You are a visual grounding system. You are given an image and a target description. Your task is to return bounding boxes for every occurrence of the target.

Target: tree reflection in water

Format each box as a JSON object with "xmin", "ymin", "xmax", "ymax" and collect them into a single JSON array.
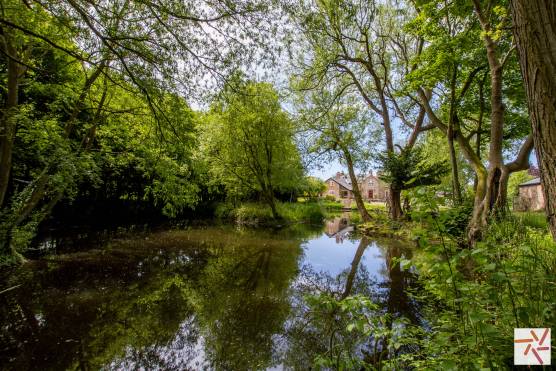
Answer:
[
  {"xmin": 0, "ymin": 224, "xmax": 419, "ymax": 370},
  {"xmin": 281, "ymin": 236, "xmax": 420, "ymax": 369}
]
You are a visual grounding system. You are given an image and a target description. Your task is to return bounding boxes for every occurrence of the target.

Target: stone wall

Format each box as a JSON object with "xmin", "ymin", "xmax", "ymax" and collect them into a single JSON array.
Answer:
[{"xmin": 515, "ymin": 184, "xmax": 545, "ymax": 211}]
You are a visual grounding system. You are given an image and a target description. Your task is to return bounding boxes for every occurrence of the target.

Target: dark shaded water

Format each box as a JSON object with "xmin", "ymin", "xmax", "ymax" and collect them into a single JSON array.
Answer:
[{"xmin": 0, "ymin": 214, "xmax": 419, "ymax": 370}]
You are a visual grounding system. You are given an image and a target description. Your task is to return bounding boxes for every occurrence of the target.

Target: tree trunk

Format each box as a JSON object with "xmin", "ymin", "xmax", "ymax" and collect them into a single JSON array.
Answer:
[
  {"xmin": 344, "ymin": 150, "xmax": 371, "ymax": 222},
  {"xmin": 390, "ymin": 188, "xmax": 403, "ymax": 221},
  {"xmin": 268, "ymin": 194, "xmax": 279, "ymax": 220},
  {"xmin": 473, "ymin": 72, "xmax": 487, "ymax": 192},
  {"xmin": 468, "ymin": 4, "xmax": 508, "ymax": 242},
  {"xmin": 447, "ymin": 123, "xmax": 462, "ymax": 205},
  {"xmin": 262, "ymin": 186, "xmax": 279, "ymax": 220},
  {"xmin": 448, "ymin": 65, "xmax": 462, "ymax": 205},
  {"xmin": 0, "ymin": 40, "xmax": 22, "ymax": 207},
  {"xmin": 511, "ymin": 0, "xmax": 556, "ymax": 240},
  {"xmin": 341, "ymin": 237, "xmax": 369, "ymax": 300}
]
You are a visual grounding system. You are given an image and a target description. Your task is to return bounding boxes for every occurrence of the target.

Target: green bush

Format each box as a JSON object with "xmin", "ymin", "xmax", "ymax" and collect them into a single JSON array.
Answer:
[
  {"xmin": 408, "ymin": 215, "xmax": 556, "ymax": 368},
  {"xmin": 214, "ymin": 202, "xmax": 235, "ymax": 219},
  {"xmin": 233, "ymin": 203, "xmax": 276, "ymax": 225}
]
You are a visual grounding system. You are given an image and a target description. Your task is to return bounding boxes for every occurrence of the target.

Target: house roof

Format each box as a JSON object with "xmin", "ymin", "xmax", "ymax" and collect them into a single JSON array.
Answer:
[
  {"xmin": 519, "ymin": 177, "xmax": 541, "ymax": 187},
  {"xmin": 336, "ymin": 177, "xmax": 353, "ymax": 191},
  {"xmin": 325, "ymin": 177, "xmax": 353, "ymax": 191}
]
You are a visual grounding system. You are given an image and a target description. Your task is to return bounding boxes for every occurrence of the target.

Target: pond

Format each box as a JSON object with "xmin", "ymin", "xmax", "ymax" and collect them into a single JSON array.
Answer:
[{"xmin": 0, "ymin": 213, "xmax": 420, "ymax": 370}]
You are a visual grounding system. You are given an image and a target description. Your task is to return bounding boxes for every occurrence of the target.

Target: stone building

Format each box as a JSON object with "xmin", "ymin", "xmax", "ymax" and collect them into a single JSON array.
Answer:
[
  {"xmin": 514, "ymin": 177, "xmax": 545, "ymax": 211},
  {"xmin": 323, "ymin": 172, "xmax": 353, "ymax": 200},
  {"xmin": 358, "ymin": 172, "xmax": 390, "ymax": 202},
  {"xmin": 323, "ymin": 171, "xmax": 389, "ymax": 202}
]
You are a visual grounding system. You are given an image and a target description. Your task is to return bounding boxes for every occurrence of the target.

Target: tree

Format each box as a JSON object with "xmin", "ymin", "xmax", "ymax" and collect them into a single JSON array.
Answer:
[
  {"xmin": 375, "ymin": 146, "xmax": 449, "ymax": 219},
  {"xmin": 407, "ymin": 0, "xmax": 533, "ymax": 241},
  {"xmin": 301, "ymin": 176, "xmax": 327, "ymax": 200},
  {"xmin": 0, "ymin": 0, "xmax": 280, "ymax": 259},
  {"xmin": 286, "ymin": 0, "xmax": 434, "ymax": 220},
  {"xmin": 294, "ymin": 85, "xmax": 377, "ymax": 222},
  {"xmin": 510, "ymin": 0, "xmax": 556, "ymax": 240},
  {"xmin": 201, "ymin": 81, "xmax": 303, "ymax": 219}
]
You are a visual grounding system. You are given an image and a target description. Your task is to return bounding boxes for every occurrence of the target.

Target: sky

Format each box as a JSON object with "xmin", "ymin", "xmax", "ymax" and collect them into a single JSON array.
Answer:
[{"xmin": 308, "ymin": 159, "xmax": 344, "ymax": 180}]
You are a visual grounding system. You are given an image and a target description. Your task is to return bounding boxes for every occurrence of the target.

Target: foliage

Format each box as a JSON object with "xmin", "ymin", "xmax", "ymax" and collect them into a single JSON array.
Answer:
[
  {"xmin": 403, "ymin": 187, "xmax": 556, "ymax": 368},
  {"xmin": 514, "ymin": 211, "xmax": 549, "ymax": 230},
  {"xmin": 310, "ymin": 189, "xmax": 555, "ymax": 369},
  {"xmin": 376, "ymin": 146, "xmax": 450, "ymax": 192},
  {"xmin": 297, "ymin": 293, "xmax": 421, "ymax": 370},
  {"xmin": 299, "ymin": 176, "xmax": 326, "ymax": 199},
  {"xmin": 507, "ymin": 170, "xmax": 535, "ymax": 206},
  {"xmin": 200, "ymin": 80, "xmax": 304, "ymax": 216}
]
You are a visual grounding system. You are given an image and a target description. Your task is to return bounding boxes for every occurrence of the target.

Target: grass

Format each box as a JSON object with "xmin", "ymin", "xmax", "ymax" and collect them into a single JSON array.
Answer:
[
  {"xmin": 216, "ymin": 198, "xmax": 387, "ymax": 227},
  {"xmin": 215, "ymin": 201, "xmax": 325, "ymax": 226},
  {"xmin": 514, "ymin": 211, "xmax": 548, "ymax": 230},
  {"xmin": 310, "ymin": 198, "xmax": 387, "ymax": 212}
]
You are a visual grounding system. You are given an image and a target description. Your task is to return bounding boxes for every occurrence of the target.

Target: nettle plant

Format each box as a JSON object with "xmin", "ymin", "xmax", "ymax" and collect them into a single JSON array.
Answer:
[{"xmin": 404, "ymin": 186, "xmax": 556, "ymax": 369}]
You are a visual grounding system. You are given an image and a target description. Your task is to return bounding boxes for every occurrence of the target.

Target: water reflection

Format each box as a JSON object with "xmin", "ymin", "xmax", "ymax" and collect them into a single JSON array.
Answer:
[
  {"xmin": 324, "ymin": 212, "xmax": 354, "ymax": 243},
  {"xmin": 0, "ymin": 219, "xmax": 418, "ymax": 370},
  {"xmin": 281, "ymin": 233, "xmax": 418, "ymax": 368}
]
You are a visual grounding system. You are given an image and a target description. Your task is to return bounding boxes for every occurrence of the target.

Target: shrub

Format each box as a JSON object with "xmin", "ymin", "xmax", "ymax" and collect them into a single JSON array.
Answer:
[
  {"xmin": 214, "ymin": 202, "xmax": 235, "ymax": 219},
  {"xmin": 232, "ymin": 203, "xmax": 275, "ymax": 225},
  {"xmin": 408, "ymin": 213, "xmax": 556, "ymax": 368}
]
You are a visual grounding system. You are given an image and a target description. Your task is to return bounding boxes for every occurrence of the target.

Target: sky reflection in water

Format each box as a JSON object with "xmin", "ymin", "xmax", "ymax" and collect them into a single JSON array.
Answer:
[{"xmin": 0, "ymin": 214, "xmax": 417, "ymax": 370}]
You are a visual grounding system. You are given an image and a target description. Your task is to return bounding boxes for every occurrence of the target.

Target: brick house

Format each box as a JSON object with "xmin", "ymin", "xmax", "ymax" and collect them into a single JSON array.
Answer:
[
  {"xmin": 514, "ymin": 177, "xmax": 545, "ymax": 211},
  {"xmin": 323, "ymin": 171, "xmax": 389, "ymax": 202}
]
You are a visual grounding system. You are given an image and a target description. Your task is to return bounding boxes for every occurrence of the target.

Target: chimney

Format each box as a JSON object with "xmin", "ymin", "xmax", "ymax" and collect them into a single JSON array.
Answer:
[{"xmin": 336, "ymin": 172, "xmax": 343, "ymax": 179}]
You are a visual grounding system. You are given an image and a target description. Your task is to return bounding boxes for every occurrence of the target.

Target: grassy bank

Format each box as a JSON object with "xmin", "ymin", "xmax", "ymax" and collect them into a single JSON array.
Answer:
[
  {"xmin": 215, "ymin": 201, "xmax": 325, "ymax": 226},
  {"xmin": 315, "ymin": 198, "xmax": 387, "ymax": 212}
]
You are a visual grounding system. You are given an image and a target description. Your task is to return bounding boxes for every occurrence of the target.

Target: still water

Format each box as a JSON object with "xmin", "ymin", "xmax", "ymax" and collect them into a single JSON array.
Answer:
[{"xmin": 0, "ymin": 214, "xmax": 419, "ymax": 370}]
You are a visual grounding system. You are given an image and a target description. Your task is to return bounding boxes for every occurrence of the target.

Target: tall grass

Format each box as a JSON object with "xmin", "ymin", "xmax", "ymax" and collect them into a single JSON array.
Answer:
[
  {"xmin": 215, "ymin": 201, "xmax": 325, "ymax": 226},
  {"xmin": 318, "ymin": 199, "xmax": 387, "ymax": 212},
  {"xmin": 514, "ymin": 211, "xmax": 548, "ymax": 230}
]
